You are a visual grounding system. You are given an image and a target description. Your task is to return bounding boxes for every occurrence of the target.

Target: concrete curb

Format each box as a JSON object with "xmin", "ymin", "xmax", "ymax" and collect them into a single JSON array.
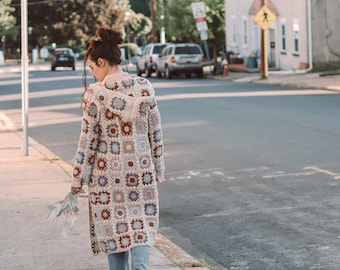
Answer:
[
  {"xmin": 208, "ymin": 72, "xmax": 340, "ymax": 93},
  {"xmin": 156, "ymin": 234, "xmax": 210, "ymax": 270}
]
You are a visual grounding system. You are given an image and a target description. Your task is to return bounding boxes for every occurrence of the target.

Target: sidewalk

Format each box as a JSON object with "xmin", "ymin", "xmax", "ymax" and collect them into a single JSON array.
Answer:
[
  {"xmin": 0, "ymin": 128, "xmax": 209, "ymax": 270},
  {"xmin": 210, "ymin": 69, "xmax": 340, "ymax": 92}
]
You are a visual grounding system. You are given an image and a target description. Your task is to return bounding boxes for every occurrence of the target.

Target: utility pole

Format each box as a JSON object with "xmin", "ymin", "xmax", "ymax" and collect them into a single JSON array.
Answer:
[
  {"xmin": 150, "ymin": 0, "xmax": 157, "ymax": 42},
  {"xmin": 260, "ymin": 0, "xmax": 268, "ymax": 79},
  {"xmin": 252, "ymin": 0, "xmax": 277, "ymax": 79},
  {"xmin": 261, "ymin": 0, "xmax": 268, "ymax": 79}
]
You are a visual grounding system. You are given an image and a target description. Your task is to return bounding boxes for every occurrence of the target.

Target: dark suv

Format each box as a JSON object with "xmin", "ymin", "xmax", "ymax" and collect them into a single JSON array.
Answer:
[
  {"xmin": 136, "ymin": 43, "xmax": 167, "ymax": 77},
  {"xmin": 155, "ymin": 43, "xmax": 205, "ymax": 79},
  {"xmin": 51, "ymin": 48, "xmax": 75, "ymax": 71}
]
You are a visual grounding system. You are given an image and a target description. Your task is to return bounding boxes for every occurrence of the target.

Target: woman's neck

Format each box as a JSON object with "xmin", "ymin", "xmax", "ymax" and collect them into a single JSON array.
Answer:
[{"xmin": 106, "ymin": 64, "xmax": 123, "ymax": 75}]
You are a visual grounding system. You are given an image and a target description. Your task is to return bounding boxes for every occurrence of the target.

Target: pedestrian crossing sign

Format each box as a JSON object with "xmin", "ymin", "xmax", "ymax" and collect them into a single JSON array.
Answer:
[{"xmin": 253, "ymin": 5, "xmax": 277, "ymax": 30}]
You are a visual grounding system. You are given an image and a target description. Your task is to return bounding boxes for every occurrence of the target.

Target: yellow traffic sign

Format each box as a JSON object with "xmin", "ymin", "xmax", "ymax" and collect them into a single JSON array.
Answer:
[{"xmin": 253, "ymin": 5, "xmax": 277, "ymax": 30}]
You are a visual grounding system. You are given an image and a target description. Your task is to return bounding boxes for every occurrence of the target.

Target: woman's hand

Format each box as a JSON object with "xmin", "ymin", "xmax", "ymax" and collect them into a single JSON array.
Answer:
[{"xmin": 71, "ymin": 186, "xmax": 81, "ymax": 195}]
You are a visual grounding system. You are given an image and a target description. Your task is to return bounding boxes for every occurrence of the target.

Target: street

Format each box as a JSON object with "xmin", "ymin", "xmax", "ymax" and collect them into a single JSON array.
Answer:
[{"xmin": 1, "ymin": 64, "xmax": 340, "ymax": 269}]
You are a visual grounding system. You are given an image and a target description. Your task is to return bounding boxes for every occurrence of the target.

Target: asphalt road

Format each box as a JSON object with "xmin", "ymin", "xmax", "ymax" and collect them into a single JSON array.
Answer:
[{"xmin": 1, "ymin": 67, "xmax": 340, "ymax": 269}]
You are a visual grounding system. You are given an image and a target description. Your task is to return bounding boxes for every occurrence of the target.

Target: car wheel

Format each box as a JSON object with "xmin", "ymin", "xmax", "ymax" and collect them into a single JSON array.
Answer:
[
  {"xmin": 196, "ymin": 68, "xmax": 204, "ymax": 78},
  {"xmin": 146, "ymin": 66, "xmax": 152, "ymax": 77},
  {"xmin": 165, "ymin": 66, "xmax": 172, "ymax": 79},
  {"xmin": 156, "ymin": 67, "xmax": 162, "ymax": 78},
  {"xmin": 136, "ymin": 64, "xmax": 142, "ymax": 76}
]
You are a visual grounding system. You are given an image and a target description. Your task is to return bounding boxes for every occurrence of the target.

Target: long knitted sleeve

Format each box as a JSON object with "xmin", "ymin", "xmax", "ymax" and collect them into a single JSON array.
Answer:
[
  {"xmin": 71, "ymin": 89, "xmax": 100, "ymax": 188},
  {"xmin": 148, "ymin": 97, "xmax": 165, "ymax": 182}
]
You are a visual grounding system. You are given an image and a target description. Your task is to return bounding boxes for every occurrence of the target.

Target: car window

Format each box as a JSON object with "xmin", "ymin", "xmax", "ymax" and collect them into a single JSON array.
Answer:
[
  {"xmin": 55, "ymin": 50, "xmax": 71, "ymax": 55},
  {"xmin": 167, "ymin": 48, "xmax": 171, "ymax": 56},
  {"xmin": 159, "ymin": 48, "xmax": 166, "ymax": 57},
  {"xmin": 162, "ymin": 47, "xmax": 169, "ymax": 56},
  {"xmin": 153, "ymin": 45, "xmax": 167, "ymax": 54},
  {"xmin": 175, "ymin": 46, "xmax": 201, "ymax": 55}
]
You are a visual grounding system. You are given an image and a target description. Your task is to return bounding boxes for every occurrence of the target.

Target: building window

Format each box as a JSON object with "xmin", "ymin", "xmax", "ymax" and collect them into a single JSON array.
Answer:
[
  {"xmin": 242, "ymin": 17, "xmax": 248, "ymax": 46},
  {"xmin": 293, "ymin": 19, "xmax": 299, "ymax": 55},
  {"xmin": 253, "ymin": 25, "xmax": 260, "ymax": 53},
  {"xmin": 281, "ymin": 22, "xmax": 286, "ymax": 53},
  {"xmin": 231, "ymin": 16, "xmax": 237, "ymax": 44}
]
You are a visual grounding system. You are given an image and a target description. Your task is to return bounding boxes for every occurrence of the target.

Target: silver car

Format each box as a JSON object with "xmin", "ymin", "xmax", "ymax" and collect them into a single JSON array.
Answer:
[
  {"xmin": 136, "ymin": 43, "xmax": 167, "ymax": 77},
  {"xmin": 155, "ymin": 43, "xmax": 205, "ymax": 79}
]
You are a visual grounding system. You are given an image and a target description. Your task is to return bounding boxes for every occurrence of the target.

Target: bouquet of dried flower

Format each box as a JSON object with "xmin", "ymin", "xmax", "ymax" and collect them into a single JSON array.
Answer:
[{"xmin": 47, "ymin": 192, "xmax": 79, "ymax": 238}]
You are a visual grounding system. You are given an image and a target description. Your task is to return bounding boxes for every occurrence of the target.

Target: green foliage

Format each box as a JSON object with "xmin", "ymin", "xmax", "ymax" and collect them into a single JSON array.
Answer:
[
  {"xmin": 6, "ymin": 0, "xmax": 225, "ymax": 61},
  {"xmin": 42, "ymin": 0, "xmax": 132, "ymax": 46},
  {"xmin": 161, "ymin": 0, "xmax": 225, "ymax": 60},
  {"xmin": 129, "ymin": 0, "xmax": 150, "ymax": 16},
  {"xmin": 0, "ymin": 0, "xmax": 18, "ymax": 39},
  {"xmin": 163, "ymin": 0, "xmax": 198, "ymax": 43},
  {"xmin": 8, "ymin": 0, "xmax": 151, "ymax": 49},
  {"xmin": 129, "ymin": 13, "xmax": 152, "ymax": 37}
]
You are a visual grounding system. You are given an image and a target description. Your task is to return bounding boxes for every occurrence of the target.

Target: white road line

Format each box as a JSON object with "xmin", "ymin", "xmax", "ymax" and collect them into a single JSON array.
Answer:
[
  {"xmin": 263, "ymin": 166, "xmax": 340, "ymax": 180},
  {"xmin": 157, "ymin": 89, "xmax": 338, "ymax": 101}
]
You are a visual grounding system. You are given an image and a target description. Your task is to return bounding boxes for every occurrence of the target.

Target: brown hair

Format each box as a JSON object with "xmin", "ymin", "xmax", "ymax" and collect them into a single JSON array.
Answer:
[{"xmin": 82, "ymin": 27, "xmax": 123, "ymax": 89}]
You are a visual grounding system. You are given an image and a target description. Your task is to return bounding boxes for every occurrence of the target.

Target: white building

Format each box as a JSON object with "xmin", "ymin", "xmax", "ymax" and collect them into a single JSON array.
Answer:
[{"xmin": 225, "ymin": 0, "xmax": 340, "ymax": 71}]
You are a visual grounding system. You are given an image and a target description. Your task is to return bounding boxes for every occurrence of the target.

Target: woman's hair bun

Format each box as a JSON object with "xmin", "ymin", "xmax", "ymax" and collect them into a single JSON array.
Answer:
[{"xmin": 96, "ymin": 27, "xmax": 123, "ymax": 45}]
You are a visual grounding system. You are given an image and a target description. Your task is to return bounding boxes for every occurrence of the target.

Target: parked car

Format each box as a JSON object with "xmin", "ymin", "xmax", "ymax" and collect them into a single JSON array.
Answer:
[
  {"xmin": 136, "ymin": 43, "xmax": 167, "ymax": 77},
  {"xmin": 51, "ymin": 48, "xmax": 75, "ymax": 71},
  {"xmin": 155, "ymin": 43, "xmax": 205, "ymax": 79}
]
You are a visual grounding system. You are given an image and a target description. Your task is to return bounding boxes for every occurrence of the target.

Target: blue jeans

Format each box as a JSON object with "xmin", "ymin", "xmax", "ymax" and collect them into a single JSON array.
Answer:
[{"xmin": 108, "ymin": 246, "xmax": 150, "ymax": 270}]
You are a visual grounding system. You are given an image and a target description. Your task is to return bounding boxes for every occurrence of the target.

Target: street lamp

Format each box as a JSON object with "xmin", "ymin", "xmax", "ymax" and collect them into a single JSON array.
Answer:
[{"xmin": 124, "ymin": 11, "xmax": 131, "ymax": 64}]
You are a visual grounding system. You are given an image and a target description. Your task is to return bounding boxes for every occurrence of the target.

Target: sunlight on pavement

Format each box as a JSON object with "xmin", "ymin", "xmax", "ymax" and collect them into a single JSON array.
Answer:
[{"xmin": 0, "ymin": 81, "xmax": 337, "ymax": 130}]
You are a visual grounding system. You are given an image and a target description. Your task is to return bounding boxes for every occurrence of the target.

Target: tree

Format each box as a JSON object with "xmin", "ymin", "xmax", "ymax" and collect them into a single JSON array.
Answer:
[
  {"xmin": 130, "ymin": 0, "xmax": 167, "ymax": 43},
  {"xmin": 8, "ymin": 0, "xmax": 156, "ymax": 49},
  {"xmin": 0, "ymin": 0, "xmax": 18, "ymax": 56},
  {"xmin": 162, "ymin": 0, "xmax": 225, "ymax": 60},
  {"xmin": 129, "ymin": 0, "xmax": 150, "ymax": 16},
  {"xmin": 42, "ymin": 0, "xmax": 132, "ymax": 47},
  {"xmin": 129, "ymin": 12, "xmax": 152, "ymax": 45},
  {"xmin": 9, "ymin": 0, "xmax": 132, "ymax": 49},
  {"xmin": 0, "ymin": 0, "xmax": 17, "ymax": 37},
  {"xmin": 205, "ymin": 0, "xmax": 226, "ymax": 59}
]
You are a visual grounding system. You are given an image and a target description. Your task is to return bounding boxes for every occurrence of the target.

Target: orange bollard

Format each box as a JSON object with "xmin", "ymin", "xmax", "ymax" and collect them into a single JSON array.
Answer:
[
  {"xmin": 223, "ymin": 65, "xmax": 229, "ymax": 76},
  {"xmin": 222, "ymin": 59, "xmax": 229, "ymax": 77}
]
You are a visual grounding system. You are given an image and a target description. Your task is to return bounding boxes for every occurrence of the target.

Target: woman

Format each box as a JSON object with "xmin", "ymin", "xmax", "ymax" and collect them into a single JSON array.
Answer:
[{"xmin": 70, "ymin": 27, "xmax": 165, "ymax": 270}]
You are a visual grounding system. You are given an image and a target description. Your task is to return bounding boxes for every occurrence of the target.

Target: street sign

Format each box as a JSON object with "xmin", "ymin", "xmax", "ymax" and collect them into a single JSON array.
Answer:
[
  {"xmin": 200, "ymin": 30, "xmax": 208, "ymax": 41},
  {"xmin": 191, "ymin": 2, "xmax": 206, "ymax": 18},
  {"xmin": 253, "ymin": 5, "xmax": 277, "ymax": 30},
  {"xmin": 191, "ymin": 2, "xmax": 210, "ymax": 60},
  {"xmin": 191, "ymin": 2, "xmax": 208, "ymax": 31}
]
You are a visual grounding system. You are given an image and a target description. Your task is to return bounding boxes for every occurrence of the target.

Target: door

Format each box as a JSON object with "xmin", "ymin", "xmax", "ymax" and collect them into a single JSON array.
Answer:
[{"xmin": 269, "ymin": 28, "xmax": 276, "ymax": 68}]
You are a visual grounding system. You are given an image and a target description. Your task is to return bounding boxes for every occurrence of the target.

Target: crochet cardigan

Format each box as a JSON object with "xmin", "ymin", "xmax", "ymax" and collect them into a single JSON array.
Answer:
[{"xmin": 71, "ymin": 74, "xmax": 165, "ymax": 255}]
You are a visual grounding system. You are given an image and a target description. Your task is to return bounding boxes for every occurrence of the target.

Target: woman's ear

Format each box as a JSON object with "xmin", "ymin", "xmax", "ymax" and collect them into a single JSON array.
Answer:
[{"xmin": 97, "ymin": 57, "xmax": 105, "ymax": 67}]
